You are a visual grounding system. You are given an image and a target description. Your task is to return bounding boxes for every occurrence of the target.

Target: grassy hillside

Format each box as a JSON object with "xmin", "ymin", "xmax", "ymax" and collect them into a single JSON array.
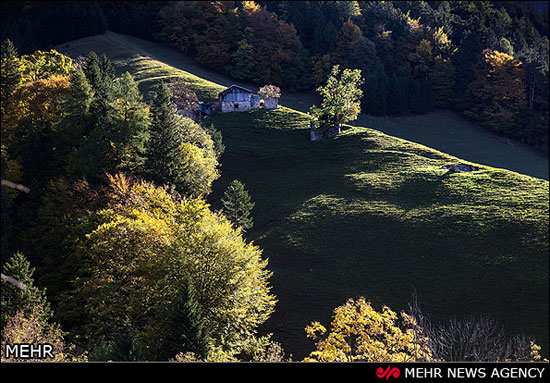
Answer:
[
  {"xmin": 206, "ymin": 108, "xmax": 548, "ymax": 359},
  {"xmin": 56, "ymin": 32, "xmax": 549, "ymax": 359},
  {"xmin": 356, "ymin": 111, "xmax": 549, "ymax": 181}
]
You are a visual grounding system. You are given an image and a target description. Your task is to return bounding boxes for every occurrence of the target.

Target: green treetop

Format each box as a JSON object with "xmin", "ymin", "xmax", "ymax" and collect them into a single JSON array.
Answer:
[
  {"xmin": 221, "ymin": 179, "xmax": 255, "ymax": 233},
  {"xmin": 310, "ymin": 65, "xmax": 364, "ymax": 128}
]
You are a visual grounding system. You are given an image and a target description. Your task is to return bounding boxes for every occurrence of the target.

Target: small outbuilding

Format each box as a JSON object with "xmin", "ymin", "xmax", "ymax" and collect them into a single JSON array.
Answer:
[{"xmin": 258, "ymin": 84, "xmax": 281, "ymax": 110}]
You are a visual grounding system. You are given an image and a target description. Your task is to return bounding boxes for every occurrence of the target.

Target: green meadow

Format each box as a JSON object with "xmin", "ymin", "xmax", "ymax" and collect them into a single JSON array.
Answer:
[{"xmin": 206, "ymin": 108, "xmax": 548, "ymax": 358}]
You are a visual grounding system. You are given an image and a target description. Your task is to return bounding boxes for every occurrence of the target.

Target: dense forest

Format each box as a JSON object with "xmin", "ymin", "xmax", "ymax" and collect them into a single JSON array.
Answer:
[
  {"xmin": 2, "ymin": 1, "xmax": 549, "ymax": 152},
  {"xmin": 0, "ymin": 1, "xmax": 548, "ymax": 363}
]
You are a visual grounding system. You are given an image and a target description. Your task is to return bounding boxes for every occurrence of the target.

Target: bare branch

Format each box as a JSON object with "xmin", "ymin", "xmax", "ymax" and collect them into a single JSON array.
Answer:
[
  {"xmin": 1, "ymin": 179, "xmax": 30, "ymax": 193},
  {"xmin": 1, "ymin": 273, "xmax": 27, "ymax": 290}
]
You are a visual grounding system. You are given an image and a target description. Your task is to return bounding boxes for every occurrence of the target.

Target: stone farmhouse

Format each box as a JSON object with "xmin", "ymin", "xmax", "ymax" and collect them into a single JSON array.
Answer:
[
  {"xmin": 176, "ymin": 84, "xmax": 279, "ymax": 122},
  {"xmin": 216, "ymin": 84, "xmax": 279, "ymax": 113},
  {"xmin": 218, "ymin": 85, "xmax": 260, "ymax": 113}
]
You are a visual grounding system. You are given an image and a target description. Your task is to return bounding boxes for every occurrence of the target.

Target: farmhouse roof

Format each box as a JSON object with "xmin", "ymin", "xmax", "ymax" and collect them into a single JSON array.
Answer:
[{"xmin": 218, "ymin": 84, "xmax": 253, "ymax": 97}]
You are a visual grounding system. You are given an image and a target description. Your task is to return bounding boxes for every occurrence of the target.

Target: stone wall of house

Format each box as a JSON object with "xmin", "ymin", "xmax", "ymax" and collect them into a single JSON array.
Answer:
[
  {"xmin": 216, "ymin": 88, "xmax": 278, "ymax": 113},
  {"xmin": 221, "ymin": 100, "xmax": 254, "ymax": 113},
  {"xmin": 264, "ymin": 97, "xmax": 278, "ymax": 110},
  {"xmin": 251, "ymin": 95, "xmax": 260, "ymax": 109},
  {"xmin": 220, "ymin": 95, "xmax": 262, "ymax": 113}
]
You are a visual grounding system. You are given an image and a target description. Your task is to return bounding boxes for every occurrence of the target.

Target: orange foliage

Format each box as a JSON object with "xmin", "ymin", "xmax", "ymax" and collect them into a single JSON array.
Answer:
[{"xmin": 464, "ymin": 49, "xmax": 526, "ymax": 135}]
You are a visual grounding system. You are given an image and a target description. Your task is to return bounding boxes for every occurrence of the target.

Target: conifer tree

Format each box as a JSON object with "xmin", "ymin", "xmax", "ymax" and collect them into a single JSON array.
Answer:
[
  {"xmin": 221, "ymin": 179, "xmax": 255, "ymax": 233},
  {"xmin": 1, "ymin": 252, "xmax": 52, "ymax": 331},
  {"xmin": 59, "ymin": 68, "xmax": 94, "ymax": 153},
  {"xmin": 108, "ymin": 322, "xmax": 144, "ymax": 361},
  {"xmin": 407, "ymin": 77, "xmax": 424, "ymax": 114},
  {"xmin": 84, "ymin": 52, "xmax": 115, "ymax": 126},
  {"xmin": 388, "ymin": 75, "xmax": 409, "ymax": 115},
  {"xmin": 364, "ymin": 71, "xmax": 390, "ymax": 116},
  {"xmin": 0, "ymin": 39, "xmax": 21, "ymax": 108},
  {"xmin": 99, "ymin": 53, "xmax": 115, "ymax": 82},
  {"xmin": 68, "ymin": 68, "xmax": 149, "ymax": 181},
  {"xmin": 227, "ymin": 37, "xmax": 257, "ymax": 81},
  {"xmin": 108, "ymin": 72, "xmax": 150, "ymax": 173},
  {"xmin": 203, "ymin": 122, "xmax": 225, "ymax": 159},
  {"xmin": 160, "ymin": 277, "xmax": 209, "ymax": 361},
  {"xmin": 143, "ymin": 82, "xmax": 184, "ymax": 188},
  {"xmin": 375, "ymin": 71, "xmax": 390, "ymax": 116},
  {"xmin": 430, "ymin": 57, "xmax": 456, "ymax": 108},
  {"xmin": 64, "ymin": 68, "xmax": 94, "ymax": 119},
  {"xmin": 82, "ymin": 52, "xmax": 103, "ymax": 91}
]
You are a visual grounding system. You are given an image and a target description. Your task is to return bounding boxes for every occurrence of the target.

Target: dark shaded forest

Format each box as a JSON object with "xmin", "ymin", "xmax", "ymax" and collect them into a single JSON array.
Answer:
[{"xmin": 2, "ymin": 1, "xmax": 549, "ymax": 152}]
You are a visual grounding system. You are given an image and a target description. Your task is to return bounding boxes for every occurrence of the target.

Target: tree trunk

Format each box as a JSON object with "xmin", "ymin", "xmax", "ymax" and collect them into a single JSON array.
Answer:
[
  {"xmin": 1, "ymin": 273, "xmax": 27, "ymax": 290},
  {"xmin": 1, "ymin": 179, "xmax": 30, "ymax": 193}
]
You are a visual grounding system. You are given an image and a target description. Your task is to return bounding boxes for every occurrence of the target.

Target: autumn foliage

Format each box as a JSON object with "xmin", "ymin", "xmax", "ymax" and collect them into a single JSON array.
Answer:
[
  {"xmin": 1, "ymin": 307, "xmax": 87, "ymax": 362},
  {"xmin": 304, "ymin": 297, "xmax": 432, "ymax": 362},
  {"xmin": 464, "ymin": 49, "xmax": 527, "ymax": 137}
]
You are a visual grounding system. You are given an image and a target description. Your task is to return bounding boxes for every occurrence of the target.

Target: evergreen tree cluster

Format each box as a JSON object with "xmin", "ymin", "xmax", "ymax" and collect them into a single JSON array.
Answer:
[
  {"xmin": 363, "ymin": 71, "xmax": 433, "ymax": 116},
  {"xmin": 1, "ymin": 1, "xmax": 107, "ymax": 54}
]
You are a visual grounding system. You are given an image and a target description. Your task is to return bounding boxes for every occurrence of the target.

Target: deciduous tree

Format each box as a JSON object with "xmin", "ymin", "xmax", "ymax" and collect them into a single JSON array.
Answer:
[
  {"xmin": 19, "ymin": 50, "xmax": 73, "ymax": 83},
  {"xmin": 310, "ymin": 65, "xmax": 364, "ymax": 128},
  {"xmin": 57, "ymin": 174, "xmax": 275, "ymax": 359},
  {"xmin": 304, "ymin": 297, "xmax": 432, "ymax": 362},
  {"xmin": 464, "ymin": 49, "xmax": 527, "ymax": 137}
]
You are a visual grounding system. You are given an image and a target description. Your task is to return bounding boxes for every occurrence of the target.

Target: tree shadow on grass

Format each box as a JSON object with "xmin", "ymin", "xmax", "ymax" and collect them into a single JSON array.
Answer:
[{"xmin": 388, "ymin": 170, "xmax": 458, "ymax": 211}]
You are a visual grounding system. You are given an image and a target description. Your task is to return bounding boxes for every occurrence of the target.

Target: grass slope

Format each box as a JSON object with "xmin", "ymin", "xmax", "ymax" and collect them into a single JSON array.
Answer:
[
  {"xmin": 206, "ymin": 109, "xmax": 548, "ymax": 359},
  {"xmin": 355, "ymin": 111, "xmax": 549, "ymax": 181},
  {"xmin": 57, "ymin": 32, "xmax": 549, "ymax": 359}
]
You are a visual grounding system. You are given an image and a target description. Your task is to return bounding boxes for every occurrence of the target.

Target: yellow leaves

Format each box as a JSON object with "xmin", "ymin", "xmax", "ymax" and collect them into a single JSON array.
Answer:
[
  {"xmin": 305, "ymin": 321, "xmax": 327, "ymax": 340},
  {"xmin": 242, "ymin": 1, "xmax": 261, "ymax": 15},
  {"xmin": 3, "ymin": 74, "xmax": 70, "ymax": 126},
  {"xmin": 432, "ymin": 27, "xmax": 457, "ymax": 58},
  {"xmin": 71, "ymin": 173, "xmax": 276, "ymax": 354},
  {"xmin": 528, "ymin": 341, "xmax": 548, "ymax": 362},
  {"xmin": 20, "ymin": 49, "xmax": 73, "ymax": 83},
  {"xmin": 304, "ymin": 297, "xmax": 433, "ymax": 362},
  {"xmin": 1, "ymin": 306, "xmax": 87, "ymax": 362},
  {"xmin": 178, "ymin": 140, "xmax": 220, "ymax": 197},
  {"xmin": 466, "ymin": 48, "xmax": 527, "ymax": 134},
  {"xmin": 406, "ymin": 16, "xmax": 423, "ymax": 34}
]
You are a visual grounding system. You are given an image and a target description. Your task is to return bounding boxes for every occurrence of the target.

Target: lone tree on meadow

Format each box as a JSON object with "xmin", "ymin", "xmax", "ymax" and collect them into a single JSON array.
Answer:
[
  {"xmin": 221, "ymin": 180, "xmax": 255, "ymax": 233},
  {"xmin": 310, "ymin": 65, "xmax": 364, "ymax": 132}
]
